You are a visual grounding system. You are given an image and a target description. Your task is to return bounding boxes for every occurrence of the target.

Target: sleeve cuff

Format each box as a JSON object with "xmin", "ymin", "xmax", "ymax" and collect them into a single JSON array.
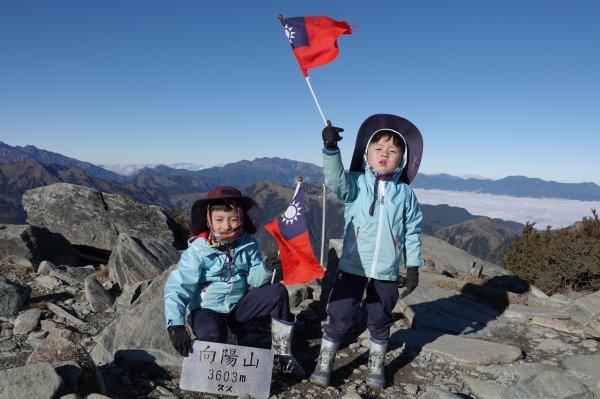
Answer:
[{"xmin": 322, "ymin": 147, "xmax": 340, "ymax": 155}]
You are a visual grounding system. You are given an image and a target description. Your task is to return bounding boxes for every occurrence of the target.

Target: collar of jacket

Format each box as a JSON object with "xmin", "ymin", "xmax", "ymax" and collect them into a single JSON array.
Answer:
[{"xmin": 189, "ymin": 232, "xmax": 253, "ymax": 256}]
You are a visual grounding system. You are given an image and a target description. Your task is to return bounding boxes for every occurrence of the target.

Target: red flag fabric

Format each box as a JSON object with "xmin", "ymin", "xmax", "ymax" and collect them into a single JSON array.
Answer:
[
  {"xmin": 264, "ymin": 181, "xmax": 324, "ymax": 285},
  {"xmin": 280, "ymin": 15, "xmax": 352, "ymax": 77}
]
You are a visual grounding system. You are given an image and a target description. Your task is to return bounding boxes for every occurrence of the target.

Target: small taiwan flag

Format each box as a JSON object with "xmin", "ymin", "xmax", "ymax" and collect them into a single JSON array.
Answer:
[
  {"xmin": 280, "ymin": 15, "xmax": 352, "ymax": 77},
  {"xmin": 264, "ymin": 180, "xmax": 324, "ymax": 285}
]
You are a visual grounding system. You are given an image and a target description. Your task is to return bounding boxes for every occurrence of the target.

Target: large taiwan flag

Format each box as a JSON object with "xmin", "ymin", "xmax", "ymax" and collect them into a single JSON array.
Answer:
[
  {"xmin": 264, "ymin": 180, "xmax": 324, "ymax": 285},
  {"xmin": 279, "ymin": 15, "xmax": 352, "ymax": 77}
]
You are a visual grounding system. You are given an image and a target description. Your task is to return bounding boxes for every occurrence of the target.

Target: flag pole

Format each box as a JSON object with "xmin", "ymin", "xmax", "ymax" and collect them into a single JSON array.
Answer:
[
  {"xmin": 320, "ymin": 183, "xmax": 326, "ymax": 266},
  {"xmin": 304, "ymin": 77, "xmax": 328, "ymax": 126}
]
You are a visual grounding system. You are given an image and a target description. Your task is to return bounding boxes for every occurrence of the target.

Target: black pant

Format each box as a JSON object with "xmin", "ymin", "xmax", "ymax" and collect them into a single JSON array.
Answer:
[
  {"xmin": 189, "ymin": 282, "xmax": 292, "ymax": 343},
  {"xmin": 323, "ymin": 271, "xmax": 399, "ymax": 341}
]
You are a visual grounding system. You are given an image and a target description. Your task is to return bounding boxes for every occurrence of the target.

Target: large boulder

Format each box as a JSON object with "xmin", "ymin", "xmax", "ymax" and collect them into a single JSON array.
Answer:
[
  {"xmin": 107, "ymin": 233, "xmax": 181, "ymax": 289},
  {"xmin": 0, "ymin": 362, "xmax": 63, "ymax": 399},
  {"xmin": 91, "ymin": 265, "xmax": 180, "ymax": 367},
  {"xmin": 0, "ymin": 224, "xmax": 78, "ymax": 267},
  {"xmin": 22, "ymin": 183, "xmax": 188, "ymax": 252}
]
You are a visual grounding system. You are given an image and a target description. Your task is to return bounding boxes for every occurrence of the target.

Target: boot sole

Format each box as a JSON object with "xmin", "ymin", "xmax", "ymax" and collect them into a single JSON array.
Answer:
[
  {"xmin": 365, "ymin": 377, "xmax": 385, "ymax": 388},
  {"xmin": 309, "ymin": 374, "xmax": 330, "ymax": 386}
]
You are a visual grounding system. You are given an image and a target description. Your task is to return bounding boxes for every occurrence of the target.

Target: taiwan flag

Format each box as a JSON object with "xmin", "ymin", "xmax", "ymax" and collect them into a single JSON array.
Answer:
[
  {"xmin": 264, "ymin": 180, "xmax": 324, "ymax": 285},
  {"xmin": 280, "ymin": 15, "xmax": 352, "ymax": 77}
]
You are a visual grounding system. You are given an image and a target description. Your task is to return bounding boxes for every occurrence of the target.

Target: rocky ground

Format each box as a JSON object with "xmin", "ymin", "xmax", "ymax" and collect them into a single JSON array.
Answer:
[
  {"xmin": 1, "ymin": 184, "xmax": 599, "ymax": 399},
  {"xmin": 2, "ymin": 236, "xmax": 600, "ymax": 399}
]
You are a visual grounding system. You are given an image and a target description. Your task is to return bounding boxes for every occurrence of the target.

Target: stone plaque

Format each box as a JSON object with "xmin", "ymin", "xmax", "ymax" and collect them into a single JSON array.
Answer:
[{"xmin": 180, "ymin": 340, "xmax": 273, "ymax": 398}]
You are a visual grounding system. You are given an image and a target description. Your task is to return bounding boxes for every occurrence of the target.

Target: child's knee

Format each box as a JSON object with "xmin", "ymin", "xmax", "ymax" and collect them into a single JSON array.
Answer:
[{"xmin": 195, "ymin": 323, "xmax": 227, "ymax": 343}]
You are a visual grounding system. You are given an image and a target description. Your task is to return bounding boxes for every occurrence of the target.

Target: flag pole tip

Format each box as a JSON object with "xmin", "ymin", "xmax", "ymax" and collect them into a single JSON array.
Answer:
[
  {"xmin": 297, "ymin": 176, "xmax": 304, "ymax": 182},
  {"xmin": 278, "ymin": 15, "xmax": 284, "ymax": 20}
]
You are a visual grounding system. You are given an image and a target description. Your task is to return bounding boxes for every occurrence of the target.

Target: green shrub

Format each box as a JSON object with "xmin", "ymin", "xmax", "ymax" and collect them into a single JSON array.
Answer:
[{"xmin": 504, "ymin": 210, "xmax": 600, "ymax": 294}]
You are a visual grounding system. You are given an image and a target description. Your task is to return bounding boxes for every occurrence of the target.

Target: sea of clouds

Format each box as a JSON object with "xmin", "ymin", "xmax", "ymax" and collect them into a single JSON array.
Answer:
[{"xmin": 414, "ymin": 189, "xmax": 600, "ymax": 229}]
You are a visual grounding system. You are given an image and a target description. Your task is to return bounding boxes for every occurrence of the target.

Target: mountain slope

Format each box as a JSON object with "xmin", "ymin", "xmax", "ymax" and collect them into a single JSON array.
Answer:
[{"xmin": 0, "ymin": 141, "xmax": 126, "ymax": 182}]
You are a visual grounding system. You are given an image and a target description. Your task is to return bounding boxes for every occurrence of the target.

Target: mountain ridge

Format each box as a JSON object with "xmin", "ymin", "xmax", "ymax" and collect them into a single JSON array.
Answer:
[{"xmin": 2, "ymin": 141, "xmax": 599, "ymax": 200}]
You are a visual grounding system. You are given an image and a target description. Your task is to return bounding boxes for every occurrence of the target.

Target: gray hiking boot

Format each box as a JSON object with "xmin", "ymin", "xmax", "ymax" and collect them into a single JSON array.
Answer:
[
  {"xmin": 309, "ymin": 335, "xmax": 340, "ymax": 386},
  {"xmin": 271, "ymin": 318, "xmax": 305, "ymax": 380},
  {"xmin": 365, "ymin": 337, "xmax": 388, "ymax": 388}
]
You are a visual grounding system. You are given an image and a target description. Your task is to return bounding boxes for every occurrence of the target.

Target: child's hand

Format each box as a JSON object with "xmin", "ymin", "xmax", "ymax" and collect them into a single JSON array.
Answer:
[
  {"xmin": 265, "ymin": 253, "xmax": 282, "ymax": 271},
  {"xmin": 322, "ymin": 120, "xmax": 344, "ymax": 149},
  {"xmin": 168, "ymin": 326, "xmax": 193, "ymax": 357},
  {"xmin": 405, "ymin": 267, "xmax": 419, "ymax": 295}
]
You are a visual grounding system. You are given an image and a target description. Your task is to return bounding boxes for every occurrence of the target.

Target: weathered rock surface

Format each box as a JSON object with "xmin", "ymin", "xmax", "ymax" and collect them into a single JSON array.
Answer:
[
  {"xmin": 22, "ymin": 183, "xmax": 187, "ymax": 251},
  {"xmin": 107, "ymin": 233, "xmax": 181, "ymax": 288},
  {"xmin": 0, "ymin": 223, "xmax": 78, "ymax": 266},
  {"xmin": 0, "ymin": 362, "xmax": 63, "ymax": 399},
  {"xmin": 0, "ymin": 277, "xmax": 31, "ymax": 317}
]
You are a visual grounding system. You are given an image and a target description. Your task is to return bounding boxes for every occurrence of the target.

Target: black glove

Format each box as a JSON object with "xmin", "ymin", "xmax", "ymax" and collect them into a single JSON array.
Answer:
[
  {"xmin": 265, "ymin": 253, "xmax": 282, "ymax": 271},
  {"xmin": 405, "ymin": 267, "xmax": 419, "ymax": 295},
  {"xmin": 322, "ymin": 120, "xmax": 344, "ymax": 149},
  {"xmin": 168, "ymin": 326, "xmax": 193, "ymax": 357}
]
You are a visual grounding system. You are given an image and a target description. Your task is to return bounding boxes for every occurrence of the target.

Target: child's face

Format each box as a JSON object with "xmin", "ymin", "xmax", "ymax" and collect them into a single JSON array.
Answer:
[
  {"xmin": 210, "ymin": 208, "xmax": 241, "ymax": 234},
  {"xmin": 366, "ymin": 135, "xmax": 403, "ymax": 174}
]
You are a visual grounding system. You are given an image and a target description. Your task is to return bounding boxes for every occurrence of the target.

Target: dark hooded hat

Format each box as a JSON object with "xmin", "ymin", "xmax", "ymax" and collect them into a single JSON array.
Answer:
[
  {"xmin": 191, "ymin": 186, "xmax": 261, "ymax": 235},
  {"xmin": 349, "ymin": 114, "xmax": 423, "ymax": 184}
]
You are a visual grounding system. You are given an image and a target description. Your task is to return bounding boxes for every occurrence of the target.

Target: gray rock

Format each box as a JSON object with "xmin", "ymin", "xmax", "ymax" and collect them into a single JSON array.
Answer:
[
  {"xmin": 107, "ymin": 233, "xmax": 180, "ymax": 289},
  {"xmin": 84, "ymin": 275, "xmax": 114, "ymax": 312},
  {"xmin": 503, "ymin": 370, "xmax": 596, "ymax": 399},
  {"xmin": 114, "ymin": 279, "xmax": 152, "ymax": 314},
  {"xmin": 91, "ymin": 264, "xmax": 180, "ymax": 367},
  {"xmin": 286, "ymin": 284, "xmax": 309, "ymax": 308},
  {"xmin": 51, "ymin": 265, "xmax": 96, "ymax": 286},
  {"xmin": 37, "ymin": 260, "xmax": 59, "ymax": 275},
  {"xmin": 13, "ymin": 308, "xmax": 42, "ymax": 335},
  {"xmin": 27, "ymin": 334, "xmax": 107, "ymax": 396},
  {"xmin": 564, "ymin": 291, "xmax": 600, "ymax": 338},
  {"xmin": 0, "ymin": 224, "xmax": 78, "ymax": 267},
  {"xmin": 562, "ymin": 354, "xmax": 600, "ymax": 396},
  {"xmin": 0, "ymin": 362, "xmax": 64, "ymax": 399},
  {"xmin": 46, "ymin": 302, "xmax": 85, "ymax": 327},
  {"xmin": 420, "ymin": 387, "xmax": 464, "ymax": 398},
  {"xmin": 0, "ymin": 277, "xmax": 31, "ymax": 317},
  {"xmin": 22, "ymin": 183, "xmax": 187, "ymax": 251},
  {"xmin": 462, "ymin": 376, "xmax": 509, "ymax": 399},
  {"xmin": 390, "ymin": 329, "xmax": 522, "ymax": 366}
]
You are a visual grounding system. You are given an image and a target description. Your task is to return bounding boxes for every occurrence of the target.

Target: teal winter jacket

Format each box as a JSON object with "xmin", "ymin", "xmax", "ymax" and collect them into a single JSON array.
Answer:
[
  {"xmin": 164, "ymin": 232, "xmax": 273, "ymax": 328},
  {"xmin": 323, "ymin": 149, "xmax": 425, "ymax": 281}
]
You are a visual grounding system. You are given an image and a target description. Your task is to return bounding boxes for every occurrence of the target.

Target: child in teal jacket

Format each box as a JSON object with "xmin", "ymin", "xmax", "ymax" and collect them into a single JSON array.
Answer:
[{"xmin": 310, "ymin": 114, "xmax": 425, "ymax": 388}]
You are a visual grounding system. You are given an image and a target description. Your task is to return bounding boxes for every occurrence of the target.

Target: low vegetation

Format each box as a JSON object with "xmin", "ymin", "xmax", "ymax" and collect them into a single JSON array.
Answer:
[{"xmin": 504, "ymin": 209, "xmax": 600, "ymax": 294}]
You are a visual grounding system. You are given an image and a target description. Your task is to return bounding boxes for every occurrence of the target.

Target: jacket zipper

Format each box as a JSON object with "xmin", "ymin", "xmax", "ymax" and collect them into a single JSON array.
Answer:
[{"xmin": 370, "ymin": 181, "xmax": 386, "ymax": 277}]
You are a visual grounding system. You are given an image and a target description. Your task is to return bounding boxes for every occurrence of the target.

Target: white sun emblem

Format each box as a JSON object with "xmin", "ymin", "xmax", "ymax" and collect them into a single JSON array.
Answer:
[
  {"xmin": 283, "ymin": 24, "xmax": 296, "ymax": 44},
  {"xmin": 281, "ymin": 201, "xmax": 301, "ymax": 225}
]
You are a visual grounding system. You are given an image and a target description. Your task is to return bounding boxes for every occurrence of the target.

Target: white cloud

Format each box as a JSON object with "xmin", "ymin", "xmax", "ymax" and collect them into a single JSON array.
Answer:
[{"xmin": 414, "ymin": 189, "xmax": 599, "ymax": 229}]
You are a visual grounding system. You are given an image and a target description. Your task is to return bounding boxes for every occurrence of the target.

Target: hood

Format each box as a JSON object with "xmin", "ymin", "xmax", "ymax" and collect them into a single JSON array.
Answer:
[{"xmin": 349, "ymin": 114, "xmax": 423, "ymax": 184}]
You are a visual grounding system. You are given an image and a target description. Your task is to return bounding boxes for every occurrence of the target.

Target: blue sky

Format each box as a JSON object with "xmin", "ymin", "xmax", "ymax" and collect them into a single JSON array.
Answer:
[{"xmin": 1, "ymin": 1, "xmax": 599, "ymax": 185}]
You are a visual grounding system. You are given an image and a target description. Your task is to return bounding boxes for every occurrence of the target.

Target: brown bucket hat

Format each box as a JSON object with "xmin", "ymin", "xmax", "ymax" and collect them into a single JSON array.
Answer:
[{"xmin": 191, "ymin": 186, "xmax": 261, "ymax": 235}]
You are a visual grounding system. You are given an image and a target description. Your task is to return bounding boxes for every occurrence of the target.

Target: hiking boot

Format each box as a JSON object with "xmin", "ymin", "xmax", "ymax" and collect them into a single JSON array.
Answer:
[
  {"xmin": 271, "ymin": 318, "xmax": 305, "ymax": 380},
  {"xmin": 365, "ymin": 337, "xmax": 388, "ymax": 388},
  {"xmin": 309, "ymin": 335, "xmax": 339, "ymax": 386}
]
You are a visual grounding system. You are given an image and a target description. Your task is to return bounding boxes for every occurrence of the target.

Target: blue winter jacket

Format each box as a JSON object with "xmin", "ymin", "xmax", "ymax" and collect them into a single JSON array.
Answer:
[
  {"xmin": 164, "ymin": 232, "xmax": 273, "ymax": 328},
  {"xmin": 323, "ymin": 149, "xmax": 425, "ymax": 281}
]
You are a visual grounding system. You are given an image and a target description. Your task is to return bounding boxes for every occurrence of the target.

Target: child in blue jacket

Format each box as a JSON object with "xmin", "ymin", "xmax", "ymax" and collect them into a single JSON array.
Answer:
[
  {"xmin": 310, "ymin": 114, "xmax": 425, "ymax": 388},
  {"xmin": 164, "ymin": 186, "xmax": 304, "ymax": 379}
]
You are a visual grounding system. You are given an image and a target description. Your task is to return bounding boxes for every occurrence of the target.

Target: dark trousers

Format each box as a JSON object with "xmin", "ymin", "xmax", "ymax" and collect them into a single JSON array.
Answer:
[
  {"xmin": 323, "ymin": 271, "xmax": 399, "ymax": 341},
  {"xmin": 189, "ymin": 282, "xmax": 292, "ymax": 343}
]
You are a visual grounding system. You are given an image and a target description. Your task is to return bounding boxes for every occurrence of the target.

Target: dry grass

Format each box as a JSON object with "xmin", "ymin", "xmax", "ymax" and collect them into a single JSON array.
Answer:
[{"xmin": 0, "ymin": 256, "xmax": 33, "ymax": 278}]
